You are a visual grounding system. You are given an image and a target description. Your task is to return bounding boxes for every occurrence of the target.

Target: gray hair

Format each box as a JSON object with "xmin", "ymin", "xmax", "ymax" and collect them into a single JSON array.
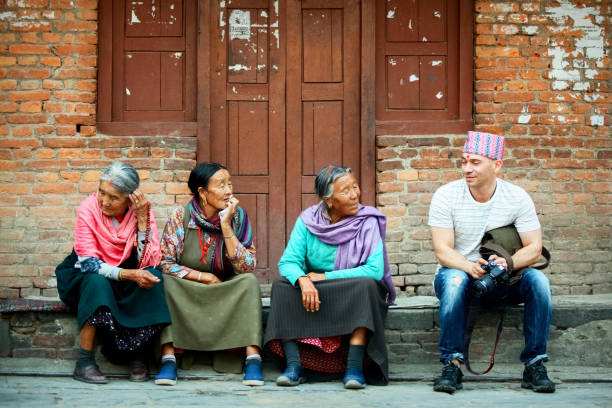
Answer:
[
  {"xmin": 315, "ymin": 165, "xmax": 352, "ymax": 199},
  {"xmin": 100, "ymin": 162, "xmax": 140, "ymax": 196}
]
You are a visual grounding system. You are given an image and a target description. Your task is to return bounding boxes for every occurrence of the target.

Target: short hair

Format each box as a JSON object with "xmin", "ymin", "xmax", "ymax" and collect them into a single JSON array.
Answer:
[
  {"xmin": 314, "ymin": 165, "xmax": 352, "ymax": 199},
  {"xmin": 188, "ymin": 162, "xmax": 227, "ymax": 196},
  {"xmin": 100, "ymin": 162, "xmax": 140, "ymax": 196}
]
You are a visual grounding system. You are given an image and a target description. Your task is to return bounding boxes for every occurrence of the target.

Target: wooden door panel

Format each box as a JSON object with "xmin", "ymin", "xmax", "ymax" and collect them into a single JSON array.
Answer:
[
  {"xmin": 287, "ymin": 0, "xmax": 361, "ymax": 223},
  {"xmin": 125, "ymin": 0, "xmax": 184, "ymax": 37},
  {"xmin": 210, "ymin": 0, "xmax": 284, "ymax": 283},
  {"xmin": 386, "ymin": 56, "xmax": 419, "ymax": 109}
]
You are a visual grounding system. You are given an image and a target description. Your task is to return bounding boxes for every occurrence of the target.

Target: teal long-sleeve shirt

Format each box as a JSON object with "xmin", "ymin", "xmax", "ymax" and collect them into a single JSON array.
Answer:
[{"xmin": 278, "ymin": 217, "xmax": 384, "ymax": 286}]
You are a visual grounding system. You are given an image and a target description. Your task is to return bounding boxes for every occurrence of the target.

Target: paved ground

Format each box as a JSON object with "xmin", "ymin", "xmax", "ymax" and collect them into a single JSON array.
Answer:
[{"xmin": 1, "ymin": 375, "xmax": 611, "ymax": 408}]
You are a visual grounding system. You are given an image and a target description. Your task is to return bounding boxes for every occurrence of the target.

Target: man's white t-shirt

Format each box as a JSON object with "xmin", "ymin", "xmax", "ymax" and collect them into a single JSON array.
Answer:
[{"xmin": 428, "ymin": 178, "xmax": 541, "ymax": 263}]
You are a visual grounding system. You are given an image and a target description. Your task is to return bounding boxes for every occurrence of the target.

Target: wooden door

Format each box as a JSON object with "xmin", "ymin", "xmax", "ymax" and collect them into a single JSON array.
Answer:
[
  {"xmin": 285, "ymin": 0, "xmax": 363, "ymax": 234},
  {"xmin": 209, "ymin": 0, "xmax": 285, "ymax": 283}
]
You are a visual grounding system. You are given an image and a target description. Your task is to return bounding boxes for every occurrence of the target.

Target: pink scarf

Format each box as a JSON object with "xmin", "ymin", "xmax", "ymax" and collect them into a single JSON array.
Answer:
[{"xmin": 73, "ymin": 193, "xmax": 161, "ymax": 268}]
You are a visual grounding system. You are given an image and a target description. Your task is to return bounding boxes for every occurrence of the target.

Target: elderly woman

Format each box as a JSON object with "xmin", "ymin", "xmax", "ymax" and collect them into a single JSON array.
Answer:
[
  {"xmin": 55, "ymin": 162, "xmax": 171, "ymax": 384},
  {"xmin": 264, "ymin": 165, "xmax": 396, "ymax": 389},
  {"xmin": 154, "ymin": 162, "xmax": 262, "ymax": 386}
]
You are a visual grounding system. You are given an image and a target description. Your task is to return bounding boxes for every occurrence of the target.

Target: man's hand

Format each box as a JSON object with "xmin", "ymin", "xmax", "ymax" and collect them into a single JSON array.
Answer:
[{"xmin": 467, "ymin": 259, "xmax": 488, "ymax": 279}]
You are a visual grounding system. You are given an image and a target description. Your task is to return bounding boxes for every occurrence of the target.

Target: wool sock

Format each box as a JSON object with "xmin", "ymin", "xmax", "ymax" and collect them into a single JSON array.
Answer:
[
  {"xmin": 282, "ymin": 340, "xmax": 301, "ymax": 367},
  {"xmin": 76, "ymin": 348, "xmax": 96, "ymax": 369},
  {"xmin": 246, "ymin": 353, "xmax": 262, "ymax": 363},
  {"xmin": 346, "ymin": 344, "xmax": 365, "ymax": 371},
  {"xmin": 161, "ymin": 354, "xmax": 177, "ymax": 365}
]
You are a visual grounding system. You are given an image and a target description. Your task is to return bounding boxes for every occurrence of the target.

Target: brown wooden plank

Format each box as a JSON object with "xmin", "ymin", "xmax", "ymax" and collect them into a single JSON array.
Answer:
[
  {"xmin": 238, "ymin": 102, "xmax": 269, "ymax": 175},
  {"xmin": 343, "ymin": 0, "xmax": 361, "ymax": 182},
  {"xmin": 459, "ymin": 0, "xmax": 474, "ymax": 123},
  {"xmin": 384, "ymin": 42, "xmax": 447, "ymax": 55},
  {"xmin": 112, "ymin": 0, "xmax": 126, "ymax": 121},
  {"xmin": 256, "ymin": 194, "xmax": 268, "ymax": 268},
  {"xmin": 387, "ymin": 55, "xmax": 419, "ymax": 109},
  {"xmin": 375, "ymin": 119, "xmax": 473, "ymax": 134},
  {"xmin": 125, "ymin": 0, "xmax": 161, "ymax": 37},
  {"xmin": 285, "ymin": 0, "xmax": 303, "ymax": 237},
  {"xmin": 256, "ymin": 9, "xmax": 269, "ymax": 84},
  {"xmin": 161, "ymin": 52, "xmax": 184, "ymax": 111},
  {"xmin": 301, "ymin": 176, "xmax": 316, "ymax": 193},
  {"xmin": 385, "ymin": 0, "xmax": 417, "ymax": 42},
  {"xmin": 420, "ymin": 56, "xmax": 446, "ymax": 110},
  {"xmin": 161, "ymin": 0, "xmax": 183, "ymax": 37},
  {"xmin": 301, "ymin": 194, "xmax": 319, "ymax": 211},
  {"xmin": 301, "ymin": 83, "xmax": 343, "ymax": 101},
  {"xmin": 184, "ymin": 0, "xmax": 197, "ymax": 121},
  {"xmin": 446, "ymin": 0, "xmax": 459, "ymax": 120},
  {"xmin": 419, "ymin": 0, "xmax": 445, "ymax": 42},
  {"xmin": 228, "ymin": 0, "xmax": 268, "ymax": 8},
  {"xmin": 228, "ymin": 8, "xmax": 258, "ymax": 83},
  {"xmin": 97, "ymin": 0, "xmax": 113, "ymax": 122},
  {"xmin": 125, "ymin": 52, "xmax": 161, "ymax": 111},
  {"xmin": 123, "ymin": 111, "xmax": 186, "ymax": 121},
  {"xmin": 312, "ymin": 101, "xmax": 342, "ymax": 173},
  {"xmin": 302, "ymin": 0, "xmax": 343, "ymax": 8},
  {"xmin": 231, "ymin": 176, "xmax": 270, "ymax": 193},
  {"xmin": 125, "ymin": 37, "xmax": 186, "ymax": 51},
  {"xmin": 226, "ymin": 84, "xmax": 269, "ymax": 101},
  {"xmin": 97, "ymin": 121, "xmax": 198, "ymax": 136},
  {"xmin": 267, "ymin": 0, "xmax": 287, "ymax": 281},
  {"xmin": 228, "ymin": 102, "xmax": 240, "ymax": 174},
  {"xmin": 302, "ymin": 9, "xmax": 332, "ymax": 83},
  {"xmin": 360, "ymin": 0, "xmax": 376, "ymax": 206},
  {"xmin": 210, "ymin": 0, "xmax": 228, "ymax": 167},
  {"xmin": 197, "ymin": 0, "xmax": 211, "ymax": 161},
  {"xmin": 331, "ymin": 9, "xmax": 343, "ymax": 82},
  {"xmin": 302, "ymin": 102, "xmax": 314, "ymax": 176}
]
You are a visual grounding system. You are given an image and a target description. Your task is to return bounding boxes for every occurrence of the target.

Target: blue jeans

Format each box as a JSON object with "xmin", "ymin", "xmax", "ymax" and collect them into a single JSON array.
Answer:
[{"xmin": 434, "ymin": 267, "xmax": 552, "ymax": 366}]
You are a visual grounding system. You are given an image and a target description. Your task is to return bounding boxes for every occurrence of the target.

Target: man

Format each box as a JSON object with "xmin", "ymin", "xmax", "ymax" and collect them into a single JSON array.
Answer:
[{"xmin": 428, "ymin": 131, "xmax": 555, "ymax": 393}]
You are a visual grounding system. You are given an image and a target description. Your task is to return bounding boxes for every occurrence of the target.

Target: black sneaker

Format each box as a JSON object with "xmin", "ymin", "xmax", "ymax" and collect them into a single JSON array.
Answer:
[
  {"xmin": 521, "ymin": 360, "xmax": 556, "ymax": 393},
  {"xmin": 433, "ymin": 362, "xmax": 463, "ymax": 393}
]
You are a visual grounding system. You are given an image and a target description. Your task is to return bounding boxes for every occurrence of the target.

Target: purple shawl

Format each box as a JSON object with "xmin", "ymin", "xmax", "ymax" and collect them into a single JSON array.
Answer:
[{"xmin": 300, "ymin": 202, "xmax": 396, "ymax": 304}]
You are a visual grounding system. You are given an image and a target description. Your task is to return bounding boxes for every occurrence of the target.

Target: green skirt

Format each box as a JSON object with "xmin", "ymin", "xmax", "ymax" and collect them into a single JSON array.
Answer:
[
  {"xmin": 160, "ymin": 273, "xmax": 263, "ymax": 351},
  {"xmin": 55, "ymin": 250, "xmax": 171, "ymax": 329}
]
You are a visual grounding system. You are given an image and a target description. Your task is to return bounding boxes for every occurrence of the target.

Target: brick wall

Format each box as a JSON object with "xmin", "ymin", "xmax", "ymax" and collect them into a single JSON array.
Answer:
[
  {"xmin": 0, "ymin": 0, "xmax": 196, "ymax": 299},
  {"xmin": 0, "ymin": 0, "xmax": 610, "ymax": 299},
  {"xmin": 378, "ymin": 0, "xmax": 611, "ymax": 296}
]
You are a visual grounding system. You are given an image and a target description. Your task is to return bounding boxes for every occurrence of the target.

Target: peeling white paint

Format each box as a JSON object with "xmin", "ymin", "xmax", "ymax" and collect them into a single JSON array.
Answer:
[
  {"xmin": 230, "ymin": 9, "xmax": 251, "ymax": 40},
  {"xmin": 257, "ymin": 64, "xmax": 266, "ymax": 70},
  {"xmin": 422, "ymin": 37, "xmax": 428, "ymax": 42},
  {"xmin": 228, "ymin": 64, "xmax": 251, "ymax": 71},
  {"xmin": 408, "ymin": 19, "xmax": 412, "ymax": 30},
  {"xmin": 274, "ymin": 0, "xmax": 278, "ymax": 16},
  {"xmin": 272, "ymin": 28, "xmax": 279, "ymax": 48},
  {"xmin": 433, "ymin": 11, "xmax": 440, "ymax": 18},
  {"xmin": 272, "ymin": 65, "xmax": 278, "ymax": 71},
  {"xmin": 584, "ymin": 94, "xmax": 604, "ymax": 102},
  {"xmin": 522, "ymin": 26, "xmax": 538, "ymax": 35},
  {"xmin": 409, "ymin": 75, "xmax": 419, "ymax": 82},
  {"xmin": 389, "ymin": 58, "xmax": 397, "ymax": 66},
  {"xmin": 387, "ymin": 9, "xmax": 396, "ymax": 19},
  {"xmin": 261, "ymin": 10, "xmax": 268, "ymax": 18},
  {"xmin": 232, "ymin": 86, "xmax": 237, "ymax": 94},
  {"xmin": 130, "ymin": 9, "xmax": 141, "ymax": 24},
  {"xmin": 173, "ymin": 52, "xmax": 182, "ymax": 58},
  {"xmin": 552, "ymin": 81, "xmax": 569, "ymax": 90},
  {"xmin": 125, "ymin": 88, "xmax": 131, "ymax": 95},
  {"xmin": 573, "ymin": 82, "xmax": 589, "ymax": 91},
  {"xmin": 431, "ymin": 60, "xmax": 442, "ymax": 66},
  {"xmin": 220, "ymin": 11, "xmax": 225, "ymax": 27},
  {"xmin": 127, "ymin": 54, "xmax": 132, "ymax": 59},
  {"xmin": 220, "ymin": 1, "xmax": 225, "ymax": 7},
  {"xmin": 518, "ymin": 114, "xmax": 531, "ymax": 124},
  {"xmin": 590, "ymin": 115, "xmax": 604, "ymax": 126},
  {"xmin": 170, "ymin": 4, "xmax": 174, "ymax": 10},
  {"xmin": 435, "ymin": 92, "xmax": 443, "ymax": 99},
  {"xmin": 546, "ymin": 0, "xmax": 606, "ymax": 99},
  {"xmin": 399, "ymin": 78, "xmax": 404, "ymax": 85}
]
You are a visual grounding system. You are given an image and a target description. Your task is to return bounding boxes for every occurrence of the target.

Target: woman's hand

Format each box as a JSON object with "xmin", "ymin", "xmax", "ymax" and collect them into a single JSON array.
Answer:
[
  {"xmin": 297, "ymin": 276, "xmax": 320, "ymax": 312},
  {"xmin": 196, "ymin": 271, "xmax": 222, "ymax": 285},
  {"xmin": 220, "ymin": 195, "xmax": 239, "ymax": 228},
  {"xmin": 129, "ymin": 190, "xmax": 149, "ymax": 231},
  {"xmin": 307, "ymin": 272, "xmax": 326, "ymax": 282},
  {"xmin": 122, "ymin": 269, "xmax": 160, "ymax": 288}
]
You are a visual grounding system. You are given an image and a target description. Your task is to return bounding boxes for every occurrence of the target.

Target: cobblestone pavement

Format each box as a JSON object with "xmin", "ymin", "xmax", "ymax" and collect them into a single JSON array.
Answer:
[{"xmin": 1, "ymin": 376, "xmax": 611, "ymax": 408}]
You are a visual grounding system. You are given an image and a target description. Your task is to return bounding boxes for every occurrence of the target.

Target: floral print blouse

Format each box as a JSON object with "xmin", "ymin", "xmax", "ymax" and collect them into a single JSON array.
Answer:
[{"xmin": 160, "ymin": 206, "xmax": 256, "ymax": 278}]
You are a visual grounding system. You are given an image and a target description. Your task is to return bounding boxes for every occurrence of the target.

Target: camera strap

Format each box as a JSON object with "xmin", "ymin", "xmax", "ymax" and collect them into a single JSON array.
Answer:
[{"xmin": 462, "ymin": 299, "xmax": 507, "ymax": 375}]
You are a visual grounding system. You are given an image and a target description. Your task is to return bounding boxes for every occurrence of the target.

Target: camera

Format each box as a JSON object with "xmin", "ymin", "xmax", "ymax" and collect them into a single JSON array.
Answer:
[{"xmin": 471, "ymin": 260, "xmax": 510, "ymax": 298}]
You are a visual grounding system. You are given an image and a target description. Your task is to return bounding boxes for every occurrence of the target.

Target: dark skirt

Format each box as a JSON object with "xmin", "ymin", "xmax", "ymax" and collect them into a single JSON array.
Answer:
[
  {"xmin": 264, "ymin": 277, "xmax": 390, "ymax": 385},
  {"xmin": 55, "ymin": 250, "xmax": 171, "ymax": 355}
]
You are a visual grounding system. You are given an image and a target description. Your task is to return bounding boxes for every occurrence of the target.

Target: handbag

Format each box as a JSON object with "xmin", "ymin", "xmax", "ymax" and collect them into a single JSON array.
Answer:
[{"xmin": 479, "ymin": 224, "xmax": 551, "ymax": 285}]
